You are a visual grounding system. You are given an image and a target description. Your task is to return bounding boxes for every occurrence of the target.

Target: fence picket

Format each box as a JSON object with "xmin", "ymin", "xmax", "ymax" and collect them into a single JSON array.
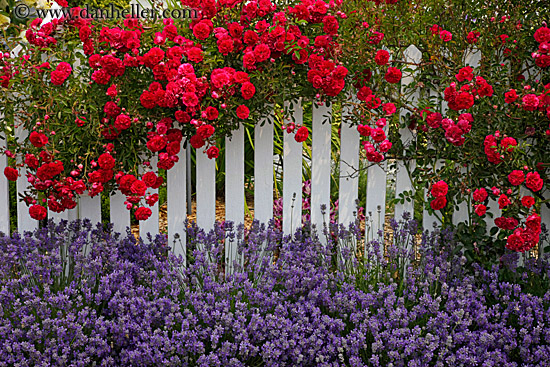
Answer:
[
  {"xmin": 283, "ymin": 100, "xmax": 303, "ymax": 235},
  {"xmin": 168, "ymin": 146, "xmax": 187, "ymax": 262},
  {"xmin": 0, "ymin": 135, "xmax": 9, "ymax": 234},
  {"xmin": 338, "ymin": 100, "xmax": 359, "ymax": 227},
  {"xmin": 365, "ymin": 163, "xmax": 387, "ymax": 240},
  {"xmin": 110, "ymin": 192, "xmax": 130, "ymax": 235},
  {"xmin": 79, "ymin": 193, "xmax": 102, "ymax": 226},
  {"xmin": 139, "ymin": 156, "xmax": 159, "ymax": 238},
  {"xmin": 395, "ymin": 45, "xmax": 422, "ymax": 221},
  {"xmin": 254, "ymin": 112, "xmax": 274, "ymax": 224},
  {"xmin": 196, "ymin": 146, "xmax": 216, "ymax": 232},
  {"xmin": 225, "ymin": 124, "xmax": 244, "ymax": 274},
  {"xmin": 15, "ymin": 126, "xmax": 37, "ymax": 233},
  {"xmin": 311, "ymin": 102, "xmax": 331, "ymax": 236}
]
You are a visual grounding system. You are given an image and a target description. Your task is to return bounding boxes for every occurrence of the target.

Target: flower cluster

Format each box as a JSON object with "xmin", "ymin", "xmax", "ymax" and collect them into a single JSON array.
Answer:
[
  {"xmin": 533, "ymin": 26, "xmax": 550, "ymax": 68},
  {"xmin": 429, "ymin": 180, "xmax": 448, "ymax": 211},
  {"xmin": 424, "ymin": 111, "xmax": 473, "ymax": 146}
]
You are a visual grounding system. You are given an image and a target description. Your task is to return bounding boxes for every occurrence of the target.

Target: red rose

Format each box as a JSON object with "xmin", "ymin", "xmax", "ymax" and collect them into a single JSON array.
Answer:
[
  {"xmin": 98, "ymin": 153, "xmax": 116, "ymax": 170},
  {"xmin": 51, "ymin": 62, "xmax": 72, "ymax": 85},
  {"xmin": 119, "ymin": 174, "xmax": 137, "ymax": 194},
  {"xmin": 504, "ymin": 89, "xmax": 517, "ymax": 104},
  {"xmin": 498, "ymin": 194, "xmax": 511, "ymax": 209},
  {"xmin": 140, "ymin": 91, "xmax": 157, "ymax": 109},
  {"xmin": 467, "ymin": 31, "xmax": 480, "ymax": 44},
  {"xmin": 51, "ymin": 70, "xmax": 67, "ymax": 85},
  {"xmin": 522, "ymin": 94, "xmax": 539, "ymax": 111},
  {"xmin": 130, "ymin": 180, "xmax": 147, "ymax": 196},
  {"xmin": 357, "ymin": 125, "xmax": 371, "ymax": 137},
  {"xmin": 187, "ymin": 47, "xmax": 203, "ymax": 63},
  {"xmin": 384, "ymin": 67, "xmax": 402, "ymax": 84},
  {"xmin": 534, "ymin": 26, "xmax": 550, "ymax": 43},
  {"xmin": 242, "ymin": 52, "xmax": 256, "ymax": 70},
  {"xmin": 29, "ymin": 131, "xmax": 49, "ymax": 148},
  {"xmin": 182, "ymin": 92, "xmax": 199, "ymax": 107},
  {"xmin": 426, "ymin": 112, "xmax": 442, "ymax": 128},
  {"xmin": 473, "ymin": 188, "xmax": 488, "ymax": 202},
  {"xmin": 382, "ymin": 103, "xmax": 396, "ymax": 115},
  {"xmin": 4, "ymin": 167, "xmax": 18, "ymax": 181},
  {"xmin": 374, "ymin": 50, "xmax": 390, "ymax": 66},
  {"xmin": 322, "ymin": 15, "xmax": 339, "ymax": 35},
  {"xmin": 142, "ymin": 47, "xmax": 165, "ymax": 68},
  {"xmin": 241, "ymin": 82, "xmax": 256, "ymax": 100},
  {"xmin": 146, "ymin": 193, "xmax": 159, "ymax": 207},
  {"xmin": 217, "ymin": 37, "xmax": 234, "ymax": 55},
  {"xmin": 371, "ymin": 128, "xmax": 386, "ymax": 143},
  {"xmin": 455, "ymin": 92, "xmax": 474, "ymax": 110},
  {"xmin": 197, "ymin": 124, "xmax": 215, "ymax": 139},
  {"xmin": 203, "ymin": 106, "xmax": 219, "ymax": 121},
  {"xmin": 526, "ymin": 171, "xmax": 543, "ymax": 192},
  {"xmin": 253, "ymin": 44, "xmax": 271, "ymax": 63},
  {"xmin": 193, "ymin": 21, "xmax": 212, "ymax": 40},
  {"xmin": 506, "ymin": 230, "xmax": 525, "ymax": 252},
  {"xmin": 357, "ymin": 86, "xmax": 372, "ymax": 101},
  {"xmin": 206, "ymin": 146, "xmax": 220, "ymax": 159},
  {"xmin": 103, "ymin": 101, "xmax": 121, "ymax": 117},
  {"xmin": 439, "ymin": 30, "xmax": 452, "ymax": 42},
  {"xmin": 521, "ymin": 196, "xmax": 535, "ymax": 208},
  {"xmin": 166, "ymin": 141, "xmax": 181, "ymax": 156},
  {"xmin": 91, "ymin": 69, "xmax": 111, "ymax": 85},
  {"xmin": 236, "ymin": 105, "xmax": 250, "ymax": 119},
  {"xmin": 135, "ymin": 207, "xmax": 152, "ymax": 221},
  {"xmin": 143, "ymin": 172, "xmax": 161, "ymax": 188},
  {"xmin": 455, "ymin": 66, "xmax": 474, "ymax": 82},
  {"xmin": 25, "ymin": 154, "xmax": 39, "ymax": 169},
  {"xmin": 29, "ymin": 204, "xmax": 47, "ymax": 220},
  {"xmin": 431, "ymin": 180, "xmax": 448, "ymax": 197},
  {"xmin": 474, "ymin": 204, "xmax": 487, "ymax": 216},
  {"xmin": 295, "ymin": 126, "xmax": 309, "ymax": 143},
  {"xmin": 243, "ymin": 30, "xmax": 259, "ymax": 46},
  {"xmin": 114, "ymin": 114, "xmax": 132, "ymax": 130},
  {"xmin": 495, "ymin": 217, "xmax": 519, "ymax": 230},
  {"xmin": 507, "ymin": 170, "xmax": 524, "ymax": 186},
  {"xmin": 147, "ymin": 135, "xmax": 167, "ymax": 153},
  {"xmin": 79, "ymin": 26, "xmax": 91, "ymax": 42},
  {"xmin": 526, "ymin": 213, "xmax": 541, "ymax": 234},
  {"xmin": 190, "ymin": 134, "xmax": 205, "ymax": 149},
  {"xmin": 430, "ymin": 196, "xmax": 447, "ymax": 211},
  {"xmin": 36, "ymin": 161, "xmax": 64, "ymax": 181}
]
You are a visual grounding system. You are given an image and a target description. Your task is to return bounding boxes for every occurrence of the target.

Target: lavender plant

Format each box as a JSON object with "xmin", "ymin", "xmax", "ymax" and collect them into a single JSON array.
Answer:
[{"xmin": 0, "ymin": 216, "xmax": 549, "ymax": 366}]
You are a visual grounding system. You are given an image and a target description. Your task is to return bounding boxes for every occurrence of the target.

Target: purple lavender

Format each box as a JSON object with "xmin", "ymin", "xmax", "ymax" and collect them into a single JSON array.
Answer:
[{"xmin": 0, "ymin": 216, "xmax": 549, "ymax": 366}]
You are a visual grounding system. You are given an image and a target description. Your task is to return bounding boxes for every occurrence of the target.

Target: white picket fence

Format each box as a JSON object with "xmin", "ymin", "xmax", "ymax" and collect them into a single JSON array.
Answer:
[{"xmin": 1, "ymin": 12, "xmax": 549, "ymax": 267}]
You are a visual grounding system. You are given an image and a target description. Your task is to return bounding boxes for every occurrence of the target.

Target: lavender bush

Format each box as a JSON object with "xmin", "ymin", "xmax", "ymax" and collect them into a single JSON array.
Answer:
[{"xmin": 1, "ymin": 217, "xmax": 550, "ymax": 366}]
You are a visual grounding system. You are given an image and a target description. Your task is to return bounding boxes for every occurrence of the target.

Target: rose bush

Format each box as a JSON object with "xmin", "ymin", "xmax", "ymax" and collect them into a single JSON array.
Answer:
[
  {"xmin": 0, "ymin": 0, "xmax": 549, "ymax": 266},
  {"xmin": 1, "ymin": 0, "xmax": 357, "ymax": 221}
]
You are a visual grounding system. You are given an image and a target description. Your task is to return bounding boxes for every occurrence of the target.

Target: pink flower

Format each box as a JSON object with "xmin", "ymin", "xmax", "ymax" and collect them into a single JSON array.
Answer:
[
  {"xmin": 439, "ymin": 30, "xmax": 452, "ymax": 42},
  {"xmin": 375, "ymin": 50, "xmax": 390, "ymax": 65},
  {"xmin": 384, "ymin": 67, "xmax": 401, "ymax": 84},
  {"xmin": 431, "ymin": 180, "xmax": 449, "ymax": 197},
  {"xmin": 382, "ymin": 103, "xmax": 396, "ymax": 115},
  {"xmin": 236, "ymin": 105, "xmax": 250, "ymax": 119}
]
